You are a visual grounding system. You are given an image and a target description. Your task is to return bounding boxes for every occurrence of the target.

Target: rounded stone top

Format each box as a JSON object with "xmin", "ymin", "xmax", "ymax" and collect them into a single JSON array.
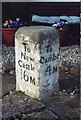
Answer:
[{"xmin": 15, "ymin": 26, "xmax": 59, "ymax": 44}]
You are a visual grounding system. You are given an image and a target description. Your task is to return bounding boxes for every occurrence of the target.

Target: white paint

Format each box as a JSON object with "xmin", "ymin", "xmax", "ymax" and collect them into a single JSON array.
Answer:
[{"xmin": 15, "ymin": 26, "xmax": 59, "ymax": 100}]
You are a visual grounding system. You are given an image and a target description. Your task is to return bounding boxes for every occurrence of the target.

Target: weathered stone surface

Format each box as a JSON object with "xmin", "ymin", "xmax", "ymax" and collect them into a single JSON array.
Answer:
[
  {"xmin": 34, "ymin": 109, "xmax": 58, "ymax": 118},
  {"xmin": 45, "ymin": 94, "xmax": 79, "ymax": 119},
  {"xmin": 2, "ymin": 91, "xmax": 79, "ymax": 119},
  {"xmin": 15, "ymin": 26, "xmax": 59, "ymax": 100},
  {"xmin": 2, "ymin": 91, "xmax": 45, "ymax": 119}
]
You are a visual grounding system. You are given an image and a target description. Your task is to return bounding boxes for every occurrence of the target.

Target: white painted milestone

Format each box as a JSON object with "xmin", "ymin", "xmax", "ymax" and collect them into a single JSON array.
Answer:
[{"xmin": 15, "ymin": 26, "xmax": 59, "ymax": 100}]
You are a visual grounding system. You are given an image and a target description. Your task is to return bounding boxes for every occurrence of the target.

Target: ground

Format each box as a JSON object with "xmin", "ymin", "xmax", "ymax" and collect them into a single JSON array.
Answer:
[{"xmin": 1, "ymin": 44, "xmax": 80, "ymax": 120}]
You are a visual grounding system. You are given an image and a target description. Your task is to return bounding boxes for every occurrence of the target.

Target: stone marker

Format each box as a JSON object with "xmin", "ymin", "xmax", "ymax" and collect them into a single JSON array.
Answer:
[{"xmin": 15, "ymin": 26, "xmax": 59, "ymax": 100}]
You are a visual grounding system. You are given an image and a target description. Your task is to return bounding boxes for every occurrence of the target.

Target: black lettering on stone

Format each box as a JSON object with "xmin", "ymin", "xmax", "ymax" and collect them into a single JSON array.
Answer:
[
  {"xmin": 18, "ymin": 60, "xmax": 23, "ymax": 67},
  {"xmin": 45, "ymin": 54, "xmax": 55, "ymax": 63},
  {"xmin": 21, "ymin": 52, "xmax": 26, "ymax": 59},
  {"xmin": 46, "ymin": 45, "xmax": 52, "ymax": 53},
  {"xmin": 31, "ymin": 64, "xmax": 35, "ymax": 71},
  {"xmin": 46, "ymin": 65, "xmax": 51, "ymax": 75},
  {"xmin": 23, "ymin": 63, "xmax": 26, "ymax": 69},
  {"xmin": 24, "ymin": 75, "xmax": 29, "ymax": 82},
  {"xmin": 21, "ymin": 52, "xmax": 28, "ymax": 61},
  {"xmin": 30, "ymin": 76, "xmax": 35, "ymax": 85},
  {"xmin": 40, "ymin": 57, "xmax": 45, "ymax": 64},
  {"xmin": 22, "ymin": 43, "xmax": 31, "ymax": 52},
  {"xmin": 53, "ymin": 67, "xmax": 57, "ymax": 73},
  {"xmin": 22, "ymin": 43, "xmax": 27, "ymax": 52},
  {"xmin": 53, "ymin": 53, "xmax": 56, "ymax": 60},
  {"xmin": 23, "ymin": 70, "xmax": 29, "ymax": 82}
]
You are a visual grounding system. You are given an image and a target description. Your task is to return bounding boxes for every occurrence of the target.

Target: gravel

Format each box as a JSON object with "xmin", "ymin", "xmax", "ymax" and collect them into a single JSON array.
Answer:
[
  {"xmin": 2, "ymin": 44, "xmax": 15, "ymax": 63},
  {"xmin": 59, "ymin": 45, "xmax": 80, "ymax": 67}
]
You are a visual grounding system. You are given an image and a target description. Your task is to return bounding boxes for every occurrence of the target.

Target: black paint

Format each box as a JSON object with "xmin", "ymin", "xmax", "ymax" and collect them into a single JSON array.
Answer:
[
  {"xmin": 21, "ymin": 52, "xmax": 35, "ymax": 62},
  {"xmin": 46, "ymin": 45, "xmax": 52, "ymax": 53},
  {"xmin": 18, "ymin": 60, "xmax": 35, "ymax": 71},
  {"xmin": 46, "ymin": 65, "xmax": 58, "ymax": 75},
  {"xmin": 22, "ymin": 43, "xmax": 31, "ymax": 53},
  {"xmin": 40, "ymin": 53, "xmax": 57, "ymax": 64},
  {"xmin": 18, "ymin": 42, "xmax": 58, "ymax": 85},
  {"xmin": 20, "ymin": 69, "xmax": 36, "ymax": 85}
]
